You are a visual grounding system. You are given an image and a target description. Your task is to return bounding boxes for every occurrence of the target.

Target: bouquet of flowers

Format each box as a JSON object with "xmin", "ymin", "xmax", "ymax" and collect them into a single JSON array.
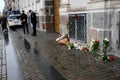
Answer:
[
  {"xmin": 81, "ymin": 46, "xmax": 89, "ymax": 53},
  {"xmin": 95, "ymin": 54, "xmax": 113, "ymax": 61},
  {"xmin": 90, "ymin": 39, "xmax": 99, "ymax": 53},
  {"xmin": 103, "ymin": 38, "xmax": 109, "ymax": 53},
  {"xmin": 67, "ymin": 42, "xmax": 74, "ymax": 50},
  {"xmin": 56, "ymin": 34, "xmax": 68, "ymax": 41}
]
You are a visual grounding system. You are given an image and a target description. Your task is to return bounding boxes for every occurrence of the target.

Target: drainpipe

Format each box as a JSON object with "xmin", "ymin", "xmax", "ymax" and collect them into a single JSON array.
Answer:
[{"xmin": 53, "ymin": 0, "xmax": 60, "ymax": 33}]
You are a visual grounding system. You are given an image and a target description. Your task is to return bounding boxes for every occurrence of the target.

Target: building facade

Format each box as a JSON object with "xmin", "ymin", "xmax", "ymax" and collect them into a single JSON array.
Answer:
[
  {"xmin": 4, "ymin": 0, "xmax": 19, "ymax": 11},
  {"xmin": 3, "ymin": 0, "xmax": 12, "ymax": 11},
  {"xmin": 87, "ymin": 0, "xmax": 120, "ymax": 52},
  {"xmin": 59, "ymin": 0, "xmax": 120, "ymax": 54},
  {"xmin": 18, "ymin": 0, "xmax": 55, "ymax": 32}
]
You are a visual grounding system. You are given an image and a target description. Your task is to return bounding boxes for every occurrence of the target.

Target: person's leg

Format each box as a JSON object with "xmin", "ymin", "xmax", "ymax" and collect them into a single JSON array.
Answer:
[
  {"xmin": 2, "ymin": 24, "xmax": 4, "ymax": 31},
  {"xmin": 2, "ymin": 23, "xmax": 7, "ymax": 31},
  {"xmin": 32, "ymin": 23, "xmax": 36, "ymax": 35},
  {"xmin": 32, "ymin": 23, "xmax": 34, "ymax": 34},
  {"xmin": 4, "ymin": 23, "xmax": 7, "ymax": 30},
  {"xmin": 25, "ymin": 23, "xmax": 29, "ymax": 33},
  {"xmin": 23, "ymin": 24, "xmax": 25, "ymax": 34},
  {"xmin": 33, "ymin": 23, "xmax": 36, "ymax": 35}
]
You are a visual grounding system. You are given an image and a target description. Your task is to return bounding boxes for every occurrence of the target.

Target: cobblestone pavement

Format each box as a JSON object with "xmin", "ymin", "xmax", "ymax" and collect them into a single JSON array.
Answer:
[
  {"xmin": 0, "ymin": 32, "xmax": 7, "ymax": 80},
  {"xmin": 10, "ymin": 31, "xmax": 46, "ymax": 80},
  {"xmin": 9, "ymin": 28, "xmax": 120, "ymax": 80}
]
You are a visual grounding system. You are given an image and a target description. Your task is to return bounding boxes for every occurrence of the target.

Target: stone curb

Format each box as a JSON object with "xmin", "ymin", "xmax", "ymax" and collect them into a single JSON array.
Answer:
[{"xmin": 0, "ymin": 34, "xmax": 7, "ymax": 80}]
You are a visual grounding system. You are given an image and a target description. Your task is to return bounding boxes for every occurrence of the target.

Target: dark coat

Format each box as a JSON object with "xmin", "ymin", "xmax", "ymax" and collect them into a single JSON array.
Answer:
[
  {"xmin": 1, "ymin": 15, "xmax": 7, "ymax": 24},
  {"xmin": 30, "ymin": 12, "xmax": 37, "ymax": 24},
  {"xmin": 21, "ymin": 13, "xmax": 27, "ymax": 24},
  {"xmin": 0, "ymin": 18, "xmax": 1, "ymax": 24},
  {"xmin": 1, "ymin": 15, "xmax": 7, "ymax": 28}
]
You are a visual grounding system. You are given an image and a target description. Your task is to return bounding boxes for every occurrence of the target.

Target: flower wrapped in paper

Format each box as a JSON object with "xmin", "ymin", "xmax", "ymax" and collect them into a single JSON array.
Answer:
[
  {"xmin": 90, "ymin": 39, "xmax": 99, "ymax": 53},
  {"xmin": 81, "ymin": 46, "xmax": 89, "ymax": 53},
  {"xmin": 103, "ymin": 38, "xmax": 109, "ymax": 53},
  {"xmin": 56, "ymin": 34, "xmax": 68, "ymax": 41},
  {"xmin": 67, "ymin": 42, "xmax": 74, "ymax": 50}
]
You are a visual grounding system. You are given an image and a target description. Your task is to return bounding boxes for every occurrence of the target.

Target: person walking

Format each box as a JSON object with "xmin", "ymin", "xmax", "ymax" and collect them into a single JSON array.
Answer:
[
  {"xmin": 29, "ymin": 10, "xmax": 37, "ymax": 36},
  {"xmin": 21, "ymin": 10, "xmax": 29, "ymax": 34},
  {"xmin": 1, "ymin": 12, "xmax": 7, "ymax": 31}
]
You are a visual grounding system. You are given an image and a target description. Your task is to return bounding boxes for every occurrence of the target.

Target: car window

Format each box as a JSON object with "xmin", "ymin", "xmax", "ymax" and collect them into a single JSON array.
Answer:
[
  {"xmin": 7, "ymin": 10, "xmax": 21, "ymax": 17},
  {"xmin": 9, "ymin": 16, "xmax": 20, "ymax": 19},
  {"xmin": 10, "ymin": 11, "xmax": 20, "ymax": 15}
]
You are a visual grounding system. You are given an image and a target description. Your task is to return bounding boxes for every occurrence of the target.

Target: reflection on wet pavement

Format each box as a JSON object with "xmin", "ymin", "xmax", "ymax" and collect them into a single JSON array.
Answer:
[
  {"xmin": 3, "ymin": 31, "xmax": 9, "ymax": 45},
  {"xmin": 23, "ymin": 38, "xmax": 66, "ymax": 80},
  {"xmin": 4, "ymin": 31, "xmax": 25, "ymax": 80},
  {"xmin": 24, "ymin": 38, "xmax": 31, "ymax": 51}
]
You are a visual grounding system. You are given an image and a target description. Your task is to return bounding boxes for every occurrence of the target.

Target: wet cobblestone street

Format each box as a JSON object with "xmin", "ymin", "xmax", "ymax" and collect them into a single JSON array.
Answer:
[{"xmin": 3, "ymin": 28, "xmax": 120, "ymax": 80}]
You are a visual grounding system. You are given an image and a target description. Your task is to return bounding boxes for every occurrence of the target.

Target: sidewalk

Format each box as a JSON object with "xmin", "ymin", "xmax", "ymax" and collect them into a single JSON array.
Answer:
[
  {"xmin": 16, "ymin": 28, "xmax": 120, "ymax": 80},
  {"xmin": 0, "ymin": 31, "xmax": 7, "ymax": 80}
]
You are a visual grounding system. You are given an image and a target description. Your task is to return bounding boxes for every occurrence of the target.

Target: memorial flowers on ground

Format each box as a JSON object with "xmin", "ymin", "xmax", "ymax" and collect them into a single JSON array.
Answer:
[
  {"xmin": 56, "ymin": 34, "xmax": 74, "ymax": 50},
  {"xmin": 67, "ymin": 42, "xmax": 74, "ymax": 50},
  {"xmin": 90, "ymin": 39, "xmax": 100, "ymax": 54},
  {"xmin": 103, "ymin": 38, "xmax": 109, "ymax": 53},
  {"xmin": 89, "ymin": 38, "xmax": 113, "ymax": 61},
  {"xmin": 56, "ymin": 36, "xmax": 113, "ymax": 61},
  {"xmin": 81, "ymin": 46, "xmax": 89, "ymax": 53},
  {"xmin": 101, "ymin": 38, "xmax": 113, "ymax": 61},
  {"xmin": 95, "ymin": 38, "xmax": 113, "ymax": 61}
]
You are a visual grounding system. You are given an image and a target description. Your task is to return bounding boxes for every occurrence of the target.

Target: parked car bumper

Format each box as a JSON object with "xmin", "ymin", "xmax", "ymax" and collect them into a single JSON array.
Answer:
[{"xmin": 8, "ymin": 22, "xmax": 22, "ymax": 27}]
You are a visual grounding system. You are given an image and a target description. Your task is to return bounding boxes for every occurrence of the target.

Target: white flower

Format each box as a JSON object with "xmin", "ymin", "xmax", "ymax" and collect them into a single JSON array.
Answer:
[
  {"xmin": 91, "ymin": 39, "xmax": 95, "ymax": 42},
  {"xmin": 104, "ymin": 38, "xmax": 109, "ymax": 42},
  {"xmin": 80, "ymin": 46, "xmax": 83, "ymax": 50}
]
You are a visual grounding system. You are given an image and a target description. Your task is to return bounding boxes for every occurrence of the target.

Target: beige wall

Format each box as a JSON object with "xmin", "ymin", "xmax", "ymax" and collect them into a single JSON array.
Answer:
[{"xmin": 69, "ymin": 0, "xmax": 90, "ymax": 9}]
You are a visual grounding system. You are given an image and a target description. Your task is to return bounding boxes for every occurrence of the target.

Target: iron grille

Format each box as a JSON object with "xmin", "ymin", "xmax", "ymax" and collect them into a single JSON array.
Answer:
[{"xmin": 68, "ymin": 14, "xmax": 86, "ymax": 42}]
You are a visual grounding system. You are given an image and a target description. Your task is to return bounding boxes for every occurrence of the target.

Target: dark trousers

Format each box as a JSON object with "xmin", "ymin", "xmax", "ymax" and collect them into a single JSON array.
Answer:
[
  {"xmin": 32, "ymin": 23, "xmax": 36, "ymax": 35},
  {"xmin": 2, "ymin": 23, "xmax": 7, "ymax": 30},
  {"xmin": 23, "ymin": 23, "xmax": 29, "ymax": 34}
]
